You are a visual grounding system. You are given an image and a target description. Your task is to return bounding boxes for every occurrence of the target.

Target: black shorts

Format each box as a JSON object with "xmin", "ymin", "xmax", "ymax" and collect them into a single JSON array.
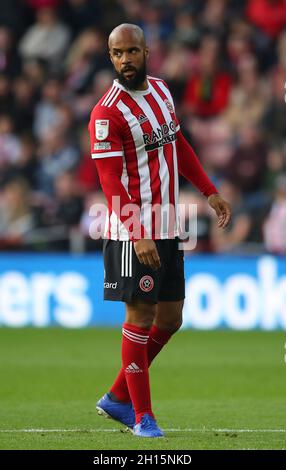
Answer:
[{"xmin": 103, "ymin": 238, "xmax": 185, "ymax": 303}]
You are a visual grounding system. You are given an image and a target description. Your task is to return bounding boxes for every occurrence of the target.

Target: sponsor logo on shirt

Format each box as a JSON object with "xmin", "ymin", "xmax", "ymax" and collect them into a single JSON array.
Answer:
[
  {"xmin": 94, "ymin": 142, "xmax": 111, "ymax": 150},
  {"xmin": 95, "ymin": 119, "xmax": 109, "ymax": 140},
  {"xmin": 143, "ymin": 120, "xmax": 177, "ymax": 151}
]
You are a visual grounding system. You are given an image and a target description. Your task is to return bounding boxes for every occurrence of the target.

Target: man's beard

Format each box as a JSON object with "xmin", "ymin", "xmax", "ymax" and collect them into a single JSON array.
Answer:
[{"xmin": 116, "ymin": 60, "xmax": 147, "ymax": 90}]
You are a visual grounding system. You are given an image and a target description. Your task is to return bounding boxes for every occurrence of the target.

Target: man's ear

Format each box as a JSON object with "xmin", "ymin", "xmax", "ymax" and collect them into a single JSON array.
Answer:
[
  {"xmin": 145, "ymin": 47, "xmax": 149, "ymax": 59},
  {"xmin": 109, "ymin": 51, "xmax": 114, "ymax": 65}
]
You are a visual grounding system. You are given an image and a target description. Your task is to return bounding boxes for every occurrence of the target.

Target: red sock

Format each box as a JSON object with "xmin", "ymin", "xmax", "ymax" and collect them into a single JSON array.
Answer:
[
  {"xmin": 147, "ymin": 324, "xmax": 172, "ymax": 365},
  {"xmin": 110, "ymin": 324, "xmax": 172, "ymax": 407},
  {"xmin": 121, "ymin": 323, "xmax": 154, "ymax": 424}
]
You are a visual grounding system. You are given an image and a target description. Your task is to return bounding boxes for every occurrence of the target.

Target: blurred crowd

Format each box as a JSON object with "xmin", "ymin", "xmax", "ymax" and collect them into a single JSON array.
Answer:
[{"xmin": 0, "ymin": 0, "xmax": 286, "ymax": 254}]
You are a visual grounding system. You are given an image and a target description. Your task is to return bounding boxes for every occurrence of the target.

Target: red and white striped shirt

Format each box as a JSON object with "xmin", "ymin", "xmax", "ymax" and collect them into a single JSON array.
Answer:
[{"xmin": 89, "ymin": 76, "xmax": 181, "ymax": 240}]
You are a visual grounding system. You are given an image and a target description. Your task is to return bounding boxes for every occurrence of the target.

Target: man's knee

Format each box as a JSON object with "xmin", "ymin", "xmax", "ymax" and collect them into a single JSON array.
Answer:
[
  {"xmin": 155, "ymin": 300, "xmax": 184, "ymax": 333},
  {"xmin": 125, "ymin": 300, "xmax": 156, "ymax": 329},
  {"xmin": 155, "ymin": 316, "xmax": 183, "ymax": 334}
]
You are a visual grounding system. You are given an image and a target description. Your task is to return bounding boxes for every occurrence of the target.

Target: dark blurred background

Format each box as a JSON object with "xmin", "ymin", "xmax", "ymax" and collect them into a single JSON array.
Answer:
[{"xmin": 0, "ymin": 0, "xmax": 286, "ymax": 255}]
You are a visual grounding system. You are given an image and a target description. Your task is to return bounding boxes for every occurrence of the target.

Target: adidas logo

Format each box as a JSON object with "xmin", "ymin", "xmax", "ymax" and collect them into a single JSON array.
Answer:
[
  {"xmin": 125, "ymin": 362, "xmax": 142, "ymax": 373},
  {"xmin": 137, "ymin": 114, "xmax": 148, "ymax": 124}
]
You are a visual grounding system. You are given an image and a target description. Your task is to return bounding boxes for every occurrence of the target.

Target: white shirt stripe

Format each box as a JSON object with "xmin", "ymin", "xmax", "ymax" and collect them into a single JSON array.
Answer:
[
  {"xmin": 102, "ymin": 85, "xmax": 115, "ymax": 106},
  {"xmin": 103, "ymin": 86, "xmax": 118, "ymax": 107},
  {"xmin": 107, "ymin": 88, "xmax": 121, "ymax": 108}
]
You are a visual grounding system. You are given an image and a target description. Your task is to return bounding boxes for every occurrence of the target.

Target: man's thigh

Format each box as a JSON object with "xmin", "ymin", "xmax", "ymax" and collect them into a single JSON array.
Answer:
[{"xmin": 157, "ymin": 238, "xmax": 185, "ymax": 302}]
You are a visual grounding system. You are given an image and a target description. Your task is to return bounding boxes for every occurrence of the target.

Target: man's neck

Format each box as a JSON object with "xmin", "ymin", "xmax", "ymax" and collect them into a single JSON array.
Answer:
[{"xmin": 133, "ymin": 78, "xmax": 148, "ymax": 91}]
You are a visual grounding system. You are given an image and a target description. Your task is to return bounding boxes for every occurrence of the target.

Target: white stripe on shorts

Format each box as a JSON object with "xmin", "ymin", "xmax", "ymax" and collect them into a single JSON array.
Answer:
[{"xmin": 121, "ymin": 241, "xmax": 132, "ymax": 278}]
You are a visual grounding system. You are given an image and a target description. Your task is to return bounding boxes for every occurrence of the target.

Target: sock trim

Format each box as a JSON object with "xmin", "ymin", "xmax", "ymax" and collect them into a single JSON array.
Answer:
[{"xmin": 122, "ymin": 329, "xmax": 148, "ymax": 344}]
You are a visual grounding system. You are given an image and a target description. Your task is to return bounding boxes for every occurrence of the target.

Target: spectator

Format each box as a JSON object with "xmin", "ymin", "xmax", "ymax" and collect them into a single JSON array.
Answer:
[
  {"xmin": 270, "ymin": 29, "xmax": 286, "ymax": 98},
  {"xmin": 226, "ymin": 20, "xmax": 254, "ymax": 71},
  {"xmin": 0, "ymin": 114, "xmax": 21, "ymax": 170},
  {"xmin": 50, "ymin": 171, "xmax": 83, "ymax": 226},
  {"xmin": 0, "ymin": 177, "xmax": 35, "ymax": 249},
  {"xmin": 263, "ymin": 174, "xmax": 286, "ymax": 254},
  {"xmin": 161, "ymin": 42, "xmax": 197, "ymax": 104},
  {"xmin": 36, "ymin": 127, "xmax": 79, "ymax": 195},
  {"xmin": 140, "ymin": 4, "xmax": 172, "ymax": 43},
  {"xmin": 60, "ymin": 0, "xmax": 103, "ymax": 37},
  {"xmin": 0, "ymin": 1, "xmax": 25, "ymax": 33},
  {"xmin": 222, "ymin": 124, "xmax": 267, "ymax": 195},
  {"xmin": 33, "ymin": 76, "xmax": 64, "ymax": 139},
  {"xmin": 19, "ymin": 6, "xmax": 71, "ymax": 70},
  {"xmin": 211, "ymin": 179, "xmax": 252, "ymax": 252},
  {"xmin": 22, "ymin": 58, "xmax": 46, "ymax": 92},
  {"xmin": 223, "ymin": 55, "xmax": 270, "ymax": 133},
  {"xmin": 11, "ymin": 75, "xmax": 36, "ymax": 133},
  {"xmin": 71, "ymin": 69, "xmax": 113, "ymax": 121},
  {"xmin": 201, "ymin": 0, "xmax": 228, "ymax": 35},
  {"xmin": 183, "ymin": 34, "xmax": 232, "ymax": 117},
  {"xmin": 264, "ymin": 146, "xmax": 286, "ymax": 191},
  {"xmin": 171, "ymin": 6, "xmax": 201, "ymax": 49},
  {"xmin": 262, "ymin": 30, "xmax": 286, "ymax": 146},
  {"xmin": 14, "ymin": 134, "xmax": 39, "ymax": 189},
  {"xmin": 0, "ymin": 27, "xmax": 21, "ymax": 77},
  {"xmin": 65, "ymin": 28, "xmax": 110, "ymax": 94},
  {"xmin": 247, "ymin": 0, "xmax": 286, "ymax": 40},
  {"xmin": 0, "ymin": 73, "xmax": 13, "ymax": 115},
  {"xmin": 76, "ymin": 126, "xmax": 100, "ymax": 194}
]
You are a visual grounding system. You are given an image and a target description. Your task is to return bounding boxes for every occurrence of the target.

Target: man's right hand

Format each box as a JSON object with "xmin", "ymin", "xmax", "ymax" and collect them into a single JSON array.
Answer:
[{"xmin": 133, "ymin": 239, "xmax": 161, "ymax": 271}]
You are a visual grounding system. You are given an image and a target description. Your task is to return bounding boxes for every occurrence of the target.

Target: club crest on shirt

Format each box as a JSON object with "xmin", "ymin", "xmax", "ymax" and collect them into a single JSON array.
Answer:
[
  {"xmin": 95, "ymin": 120, "xmax": 109, "ymax": 140},
  {"xmin": 164, "ymin": 99, "xmax": 174, "ymax": 113}
]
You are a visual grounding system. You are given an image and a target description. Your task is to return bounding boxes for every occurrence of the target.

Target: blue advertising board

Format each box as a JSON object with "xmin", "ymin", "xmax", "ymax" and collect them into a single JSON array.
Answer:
[{"xmin": 0, "ymin": 254, "xmax": 285, "ymax": 329}]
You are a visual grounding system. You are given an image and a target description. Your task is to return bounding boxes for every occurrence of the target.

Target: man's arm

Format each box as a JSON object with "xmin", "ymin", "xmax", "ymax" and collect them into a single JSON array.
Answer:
[{"xmin": 176, "ymin": 130, "xmax": 231, "ymax": 228}]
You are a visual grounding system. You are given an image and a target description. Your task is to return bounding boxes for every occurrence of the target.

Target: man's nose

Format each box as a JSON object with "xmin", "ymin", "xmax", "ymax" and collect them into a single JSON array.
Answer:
[{"xmin": 121, "ymin": 52, "xmax": 132, "ymax": 64}]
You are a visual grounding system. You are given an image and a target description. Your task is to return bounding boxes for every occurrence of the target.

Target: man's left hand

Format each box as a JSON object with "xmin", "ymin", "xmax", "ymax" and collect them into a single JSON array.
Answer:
[{"xmin": 208, "ymin": 193, "xmax": 232, "ymax": 228}]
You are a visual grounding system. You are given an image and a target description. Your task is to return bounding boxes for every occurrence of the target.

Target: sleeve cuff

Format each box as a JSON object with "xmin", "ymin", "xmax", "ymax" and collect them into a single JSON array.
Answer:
[{"xmin": 91, "ymin": 151, "xmax": 123, "ymax": 159}]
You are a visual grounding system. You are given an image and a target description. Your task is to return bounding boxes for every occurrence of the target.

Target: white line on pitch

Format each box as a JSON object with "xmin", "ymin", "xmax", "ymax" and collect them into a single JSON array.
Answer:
[{"xmin": 0, "ymin": 428, "xmax": 286, "ymax": 433}]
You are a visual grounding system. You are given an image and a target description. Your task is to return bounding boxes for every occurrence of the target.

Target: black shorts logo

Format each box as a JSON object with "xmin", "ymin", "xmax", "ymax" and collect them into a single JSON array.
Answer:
[{"xmin": 139, "ymin": 275, "xmax": 154, "ymax": 292}]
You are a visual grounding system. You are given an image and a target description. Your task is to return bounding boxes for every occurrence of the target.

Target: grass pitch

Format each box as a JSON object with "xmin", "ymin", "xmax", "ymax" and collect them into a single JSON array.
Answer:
[{"xmin": 0, "ymin": 328, "xmax": 285, "ymax": 450}]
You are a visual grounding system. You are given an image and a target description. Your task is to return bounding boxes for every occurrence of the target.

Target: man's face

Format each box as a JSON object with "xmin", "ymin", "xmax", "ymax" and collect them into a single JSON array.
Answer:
[{"xmin": 109, "ymin": 36, "xmax": 148, "ymax": 90}]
